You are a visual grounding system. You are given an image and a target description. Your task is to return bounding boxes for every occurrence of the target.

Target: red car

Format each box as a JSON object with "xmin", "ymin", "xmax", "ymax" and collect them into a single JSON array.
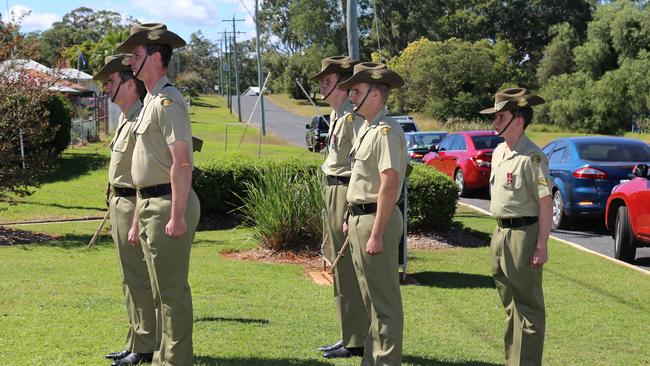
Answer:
[
  {"xmin": 605, "ymin": 163, "xmax": 650, "ymax": 263},
  {"xmin": 422, "ymin": 130, "xmax": 503, "ymax": 196}
]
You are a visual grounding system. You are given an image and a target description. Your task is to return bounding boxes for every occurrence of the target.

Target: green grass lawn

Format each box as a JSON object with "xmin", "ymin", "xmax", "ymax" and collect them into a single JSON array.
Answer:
[
  {"xmin": 0, "ymin": 95, "xmax": 320, "ymax": 224},
  {"xmin": 2, "ymin": 207, "xmax": 650, "ymax": 365}
]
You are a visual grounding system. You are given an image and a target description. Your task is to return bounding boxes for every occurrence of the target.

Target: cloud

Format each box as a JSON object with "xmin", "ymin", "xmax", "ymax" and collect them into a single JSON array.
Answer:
[
  {"xmin": 133, "ymin": 0, "xmax": 225, "ymax": 25},
  {"xmin": 3, "ymin": 5, "xmax": 59, "ymax": 32}
]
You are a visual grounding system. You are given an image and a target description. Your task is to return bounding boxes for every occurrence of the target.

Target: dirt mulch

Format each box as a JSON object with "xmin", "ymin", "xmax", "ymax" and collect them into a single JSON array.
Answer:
[
  {"xmin": 0, "ymin": 226, "xmax": 57, "ymax": 246},
  {"xmin": 222, "ymin": 227, "xmax": 489, "ymax": 269},
  {"xmin": 222, "ymin": 248, "xmax": 324, "ymax": 272}
]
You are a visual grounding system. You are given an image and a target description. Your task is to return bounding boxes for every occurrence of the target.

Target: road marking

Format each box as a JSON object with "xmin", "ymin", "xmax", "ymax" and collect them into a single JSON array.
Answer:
[{"xmin": 458, "ymin": 202, "xmax": 650, "ymax": 277}]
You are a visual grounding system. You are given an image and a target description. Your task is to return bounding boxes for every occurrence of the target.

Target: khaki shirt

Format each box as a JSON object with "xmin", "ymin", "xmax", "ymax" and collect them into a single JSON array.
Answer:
[
  {"xmin": 131, "ymin": 76, "xmax": 193, "ymax": 188},
  {"xmin": 322, "ymin": 99, "xmax": 364, "ymax": 177},
  {"xmin": 489, "ymin": 134, "xmax": 553, "ymax": 218},
  {"xmin": 347, "ymin": 108, "xmax": 407, "ymax": 204},
  {"xmin": 108, "ymin": 100, "xmax": 142, "ymax": 188}
]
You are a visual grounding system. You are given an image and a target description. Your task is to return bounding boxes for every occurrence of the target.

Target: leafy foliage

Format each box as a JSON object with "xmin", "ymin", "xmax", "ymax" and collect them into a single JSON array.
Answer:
[
  {"xmin": 408, "ymin": 164, "xmax": 459, "ymax": 232},
  {"xmin": 389, "ymin": 38, "xmax": 524, "ymax": 120}
]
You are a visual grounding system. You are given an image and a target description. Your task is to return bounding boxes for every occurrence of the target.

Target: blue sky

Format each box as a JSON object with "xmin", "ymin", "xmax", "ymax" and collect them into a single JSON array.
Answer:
[{"xmin": 1, "ymin": 0, "xmax": 258, "ymax": 42}]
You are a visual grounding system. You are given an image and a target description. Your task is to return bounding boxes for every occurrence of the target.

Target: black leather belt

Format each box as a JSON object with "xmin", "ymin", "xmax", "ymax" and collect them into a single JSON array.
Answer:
[
  {"xmin": 139, "ymin": 183, "xmax": 172, "ymax": 199},
  {"xmin": 326, "ymin": 175, "xmax": 350, "ymax": 186},
  {"xmin": 496, "ymin": 216, "xmax": 538, "ymax": 228},
  {"xmin": 113, "ymin": 186, "xmax": 136, "ymax": 197},
  {"xmin": 349, "ymin": 202, "xmax": 377, "ymax": 216}
]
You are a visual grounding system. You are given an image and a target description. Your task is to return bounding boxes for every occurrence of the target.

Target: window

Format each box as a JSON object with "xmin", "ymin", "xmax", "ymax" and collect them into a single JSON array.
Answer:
[
  {"xmin": 450, "ymin": 135, "xmax": 467, "ymax": 150},
  {"xmin": 576, "ymin": 142, "xmax": 650, "ymax": 162},
  {"xmin": 472, "ymin": 135, "xmax": 504, "ymax": 150},
  {"xmin": 438, "ymin": 135, "xmax": 456, "ymax": 151}
]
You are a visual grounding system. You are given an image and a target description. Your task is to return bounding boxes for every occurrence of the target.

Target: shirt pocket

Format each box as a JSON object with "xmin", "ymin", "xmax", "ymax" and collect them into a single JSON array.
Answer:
[
  {"xmin": 112, "ymin": 139, "xmax": 128, "ymax": 152},
  {"xmin": 135, "ymin": 118, "xmax": 152, "ymax": 136},
  {"xmin": 354, "ymin": 141, "xmax": 372, "ymax": 162}
]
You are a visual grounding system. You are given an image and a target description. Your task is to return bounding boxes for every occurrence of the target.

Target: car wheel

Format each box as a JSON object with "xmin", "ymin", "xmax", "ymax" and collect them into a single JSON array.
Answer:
[
  {"xmin": 552, "ymin": 190, "xmax": 570, "ymax": 229},
  {"xmin": 454, "ymin": 169, "xmax": 467, "ymax": 197},
  {"xmin": 614, "ymin": 206, "xmax": 636, "ymax": 263}
]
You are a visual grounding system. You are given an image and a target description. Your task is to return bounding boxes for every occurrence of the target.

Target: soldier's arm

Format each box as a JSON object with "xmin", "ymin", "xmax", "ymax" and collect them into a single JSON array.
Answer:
[
  {"xmin": 128, "ymin": 201, "xmax": 140, "ymax": 245},
  {"xmin": 166, "ymin": 140, "xmax": 192, "ymax": 238},
  {"xmin": 531, "ymin": 195, "xmax": 552, "ymax": 268}
]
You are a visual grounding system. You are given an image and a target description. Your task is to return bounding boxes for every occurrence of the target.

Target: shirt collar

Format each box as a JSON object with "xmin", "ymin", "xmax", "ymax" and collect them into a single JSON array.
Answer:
[
  {"xmin": 150, "ymin": 75, "xmax": 171, "ymax": 95},
  {"xmin": 505, "ymin": 134, "xmax": 531, "ymax": 159},
  {"xmin": 125, "ymin": 99, "xmax": 143, "ymax": 121},
  {"xmin": 367, "ymin": 107, "xmax": 389, "ymax": 127}
]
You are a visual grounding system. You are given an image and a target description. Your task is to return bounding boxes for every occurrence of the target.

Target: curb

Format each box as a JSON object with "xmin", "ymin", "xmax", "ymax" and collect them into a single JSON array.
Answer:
[{"xmin": 458, "ymin": 202, "xmax": 650, "ymax": 277}]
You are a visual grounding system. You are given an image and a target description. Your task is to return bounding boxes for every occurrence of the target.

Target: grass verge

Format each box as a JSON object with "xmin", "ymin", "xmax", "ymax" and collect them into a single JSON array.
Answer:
[{"xmin": 1, "ymin": 207, "xmax": 649, "ymax": 365}]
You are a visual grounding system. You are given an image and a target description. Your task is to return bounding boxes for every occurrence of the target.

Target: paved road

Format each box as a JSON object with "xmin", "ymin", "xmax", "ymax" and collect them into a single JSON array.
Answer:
[
  {"xmin": 232, "ymin": 95, "xmax": 311, "ymax": 147},
  {"xmin": 461, "ymin": 194, "xmax": 650, "ymax": 272}
]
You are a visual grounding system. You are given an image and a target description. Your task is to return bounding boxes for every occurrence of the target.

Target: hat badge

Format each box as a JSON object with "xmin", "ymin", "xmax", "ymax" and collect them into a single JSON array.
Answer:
[
  {"xmin": 517, "ymin": 97, "xmax": 528, "ymax": 107},
  {"xmin": 370, "ymin": 71, "xmax": 382, "ymax": 80},
  {"xmin": 147, "ymin": 32, "xmax": 161, "ymax": 41},
  {"xmin": 121, "ymin": 58, "xmax": 130, "ymax": 66},
  {"xmin": 341, "ymin": 61, "xmax": 350, "ymax": 69}
]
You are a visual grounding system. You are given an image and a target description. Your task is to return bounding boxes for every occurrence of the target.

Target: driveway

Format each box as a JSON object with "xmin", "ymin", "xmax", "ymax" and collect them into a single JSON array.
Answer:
[{"xmin": 233, "ymin": 95, "xmax": 310, "ymax": 147}]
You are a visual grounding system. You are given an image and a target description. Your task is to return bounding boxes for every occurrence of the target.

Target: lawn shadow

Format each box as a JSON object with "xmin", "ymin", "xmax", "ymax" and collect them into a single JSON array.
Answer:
[
  {"xmin": 192, "ymin": 100, "xmax": 220, "ymax": 108},
  {"xmin": 403, "ymin": 355, "xmax": 500, "ymax": 366},
  {"xmin": 40, "ymin": 151, "xmax": 108, "ymax": 184},
  {"xmin": 194, "ymin": 316, "xmax": 269, "ymax": 325},
  {"xmin": 194, "ymin": 356, "xmax": 330, "ymax": 366},
  {"xmin": 17, "ymin": 233, "xmax": 112, "ymax": 250},
  {"xmin": 633, "ymin": 256, "xmax": 650, "ymax": 267},
  {"xmin": 411, "ymin": 271, "xmax": 495, "ymax": 289},
  {"xmin": 8, "ymin": 200, "xmax": 105, "ymax": 212}
]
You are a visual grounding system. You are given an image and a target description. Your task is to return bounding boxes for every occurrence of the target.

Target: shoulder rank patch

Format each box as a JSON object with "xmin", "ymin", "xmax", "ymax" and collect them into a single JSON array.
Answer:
[
  {"xmin": 532, "ymin": 154, "xmax": 541, "ymax": 164},
  {"xmin": 380, "ymin": 126, "xmax": 391, "ymax": 135},
  {"xmin": 537, "ymin": 178, "xmax": 548, "ymax": 186},
  {"xmin": 161, "ymin": 98, "xmax": 173, "ymax": 107},
  {"xmin": 345, "ymin": 114, "xmax": 353, "ymax": 123}
]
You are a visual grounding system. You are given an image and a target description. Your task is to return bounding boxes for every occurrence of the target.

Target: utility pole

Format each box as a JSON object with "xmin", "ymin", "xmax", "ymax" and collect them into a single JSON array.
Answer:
[
  {"xmin": 255, "ymin": 0, "xmax": 266, "ymax": 135},
  {"xmin": 347, "ymin": 0, "xmax": 359, "ymax": 60},
  {"xmin": 223, "ymin": 16, "xmax": 245, "ymax": 122},
  {"xmin": 217, "ymin": 39, "xmax": 224, "ymax": 96},
  {"xmin": 223, "ymin": 30, "xmax": 232, "ymax": 113}
]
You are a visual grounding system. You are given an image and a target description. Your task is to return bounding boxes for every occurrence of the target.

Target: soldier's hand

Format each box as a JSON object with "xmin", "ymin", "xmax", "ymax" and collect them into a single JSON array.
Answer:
[
  {"xmin": 128, "ymin": 221, "xmax": 140, "ymax": 246},
  {"xmin": 530, "ymin": 246, "xmax": 548, "ymax": 268},
  {"xmin": 165, "ymin": 217, "xmax": 187, "ymax": 238},
  {"xmin": 365, "ymin": 235, "xmax": 384, "ymax": 255},
  {"xmin": 343, "ymin": 221, "xmax": 348, "ymax": 236}
]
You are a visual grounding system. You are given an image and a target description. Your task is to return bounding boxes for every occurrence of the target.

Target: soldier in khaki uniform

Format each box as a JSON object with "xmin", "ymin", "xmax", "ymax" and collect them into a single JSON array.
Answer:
[
  {"xmin": 337, "ymin": 62, "xmax": 407, "ymax": 366},
  {"xmin": 480, "ymin": 88, "xmax": 553, "ymax": 366},
  {"xmin": 309, "ymin": 56, "xmax": 369, "ymax": 359},
  {"xmin": 117, "ymin": 23, "xmax": 201, "ymax": 366},
  {"xmin": 93, "ymin": 54, "xmax": 155, "ymax": 366}
]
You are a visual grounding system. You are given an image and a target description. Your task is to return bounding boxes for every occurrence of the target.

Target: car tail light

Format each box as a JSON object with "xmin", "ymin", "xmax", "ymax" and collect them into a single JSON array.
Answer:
[
  {"xmin": 471, "ymin": 153, "xmax": 491, "ymax": 167},
  {"xmin": 410, "ymin": 152, "xmax": 424, "ymax": 159},
  {"xmin": 572, "ymin": 166, "xmax": 608, "ymax": 179}
]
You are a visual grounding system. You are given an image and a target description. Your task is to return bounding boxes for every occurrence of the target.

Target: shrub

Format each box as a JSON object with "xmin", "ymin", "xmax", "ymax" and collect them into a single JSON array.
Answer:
[
  {"xmin": 407, "ymin": 164, "xmax": 458, "ymax": 232},
  {"xmin": 44, "ymin": 94, "xmax": 73, "ymax": 156},
  {"xmin": 236, "ymin": 164, "xmax": 323, "ymax": 252},
  {"xmin": 192, "ymin": 158, "xmax": 458, "ymax": 247}
]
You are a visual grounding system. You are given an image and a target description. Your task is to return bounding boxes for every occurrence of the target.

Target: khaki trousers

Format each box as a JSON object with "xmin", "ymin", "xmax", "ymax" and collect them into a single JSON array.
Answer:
[
  {"xmin": 138, "ymin": 189, "xmax": 201, "ymax": 366},
  {"xmin": 109, "ymin": 195, "xmax": 156, "ymax": 353},
  {"xmin": 324, "ymin": 184, "xmax": 369, "ymax": 348},
  {"xmin": 348, "ymin": 207, "xmax": 403, "ymax": 366},
  {"xmin": 490, "ymin": 223, "xmax": 545, "ymax": 366}
]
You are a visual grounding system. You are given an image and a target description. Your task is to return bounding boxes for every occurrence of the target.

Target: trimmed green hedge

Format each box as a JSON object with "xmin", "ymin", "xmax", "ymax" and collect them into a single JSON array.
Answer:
[
  {"xmin": 193, "ymin": 159, "xmax": 458, "ymax": 233},
  {"xmin": 407, "ymin": 164, "xmax": 458, "ymax": 232}
]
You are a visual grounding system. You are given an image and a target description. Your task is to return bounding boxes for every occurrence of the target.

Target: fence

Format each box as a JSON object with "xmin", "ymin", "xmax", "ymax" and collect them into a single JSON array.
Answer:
[{"xmin": 70, "ymin": 94, "xmax": 110, "ymax": 144}]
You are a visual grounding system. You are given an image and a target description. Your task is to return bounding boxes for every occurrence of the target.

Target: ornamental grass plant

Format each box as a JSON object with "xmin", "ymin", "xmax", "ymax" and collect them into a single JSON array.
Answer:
[{"xmin": 237, "ymin": 164, "xmax": 324, "ymax": 252}]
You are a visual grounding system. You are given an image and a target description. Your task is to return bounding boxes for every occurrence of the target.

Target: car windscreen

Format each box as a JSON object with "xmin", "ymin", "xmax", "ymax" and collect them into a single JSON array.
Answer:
[
  {"xmin": 408, "ymin": 133, "xmax": 445, "ymax": 147},
  {"xmin": 576, "ymin": 142, "xmax": 650, "ymax": 162},
  {"xmin": 471, "ymin": 135, "xmax": 504, "ymax": 150},
  {"xmin": 317, "ymin": 116, "xmax": 329, "ymax": 130},
  {"xmin": 400, "ymin": 123, "xmax": 418, "ymax": 132}
]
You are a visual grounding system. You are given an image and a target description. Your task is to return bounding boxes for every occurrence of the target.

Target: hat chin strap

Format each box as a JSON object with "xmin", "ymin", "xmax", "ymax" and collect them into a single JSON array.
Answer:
[
  {"xmin": 110, "ymin": 78, "xmax": 127, "ymax": 104},
  {"xmin": 321, "ymin": 76, "xmax": 343, "ymax": 101},
  {"xmin": 497, "ymin": 113, "xmax": 517, "ymax": 136},
  {"xmin": 134, "ymin": 52, "xmax": 149, "ymax": 79},
  {"xmin": 352, "ymin": 85, "xmax": 374, "ymax": 113}
]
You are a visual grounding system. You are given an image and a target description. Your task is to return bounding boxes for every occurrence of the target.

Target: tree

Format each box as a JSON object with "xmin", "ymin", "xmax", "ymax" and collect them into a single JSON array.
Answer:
[
  {"xmin": 536, "ymin": 23, "xmax": 581, "ymax": 84},
  {"xmin": 389, "ymin": 37, "xmax": 525, "ymax": 120},
  {"xmin": 0, "ymin": 21, "xmax": 61, "ymax": 204}
]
